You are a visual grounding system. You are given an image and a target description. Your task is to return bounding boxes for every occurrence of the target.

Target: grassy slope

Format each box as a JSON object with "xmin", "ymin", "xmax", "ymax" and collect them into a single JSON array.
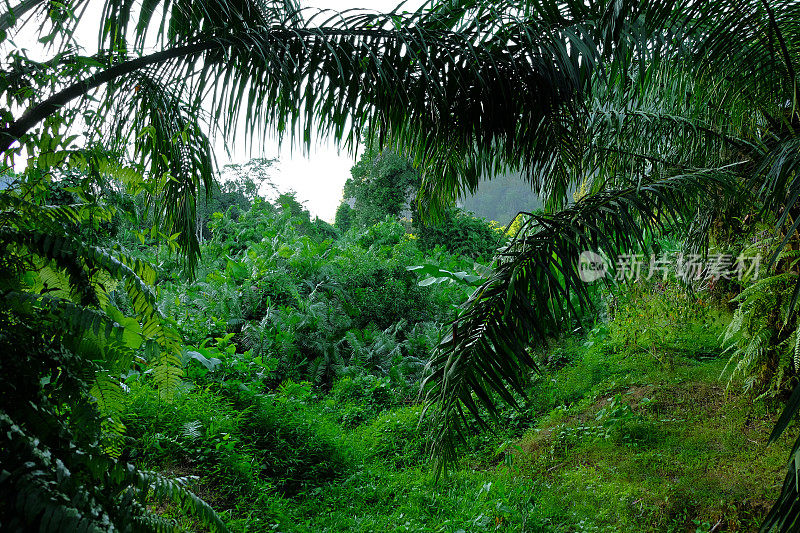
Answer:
[
  {"xmin": 515, "ymin": 351, "xmax": 790, "ymax": 532},
  {"xmin": 290, "ymin": 349, "xmax": 792, "ymax": 532},
  {"xmin": 126, "ymin": 318, "xmax": 796, "ymax": 532}
]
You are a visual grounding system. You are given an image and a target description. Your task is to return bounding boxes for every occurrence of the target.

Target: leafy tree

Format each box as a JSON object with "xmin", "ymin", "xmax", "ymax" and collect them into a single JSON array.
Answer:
[
  {"xmin": 220, "ymin": 158, "xmax": 278, "ymax": 204},
  {"xmin": 414, "ymin": 207, "xmax": 502, "ymax": 260},
  {"xmin": 194, "ymin": 158, "xmax": 278, "ymax": 241},
  {"xmin": 343, "ymin": 144, "xmax": 502, "ymax": 259},
  {"xmin": 275, "ymin": 192, "xmax": 309, "ymax": 220},
  {"xmin": 274, "ymin": 191, "xmax": 338, "ymax": 241},
  {"xmin": 334, "ymin": 202, "xmax": 354, "ymax": 232},
  {"xmin": 343, "ymin": 144, "xmax": 421, "ymax": 228}
]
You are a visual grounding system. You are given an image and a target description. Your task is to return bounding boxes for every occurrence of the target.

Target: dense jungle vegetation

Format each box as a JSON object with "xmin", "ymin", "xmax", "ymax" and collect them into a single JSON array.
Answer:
[{"xmin": 4, "ymin": 0, "xmax": 800, "ymax": 531}]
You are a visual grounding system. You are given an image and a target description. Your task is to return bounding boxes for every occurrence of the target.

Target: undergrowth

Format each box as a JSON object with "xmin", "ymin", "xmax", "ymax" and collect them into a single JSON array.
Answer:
[{"xmin": 118, "ymin": 277, "xmax": 794, "ymax": 532}]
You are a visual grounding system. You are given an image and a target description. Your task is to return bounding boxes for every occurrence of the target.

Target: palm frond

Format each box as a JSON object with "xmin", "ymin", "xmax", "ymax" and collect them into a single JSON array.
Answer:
[
  {"xmin": 133, "ymin": 469, "xmax": 228, "ymax": 532},
  {"xmin": 422, "ymin": 171, "xmax": 730, "ymax": 472},
  {"xmin": 103, "ymin": 72, "xmax": 215, "ymax": 274}
]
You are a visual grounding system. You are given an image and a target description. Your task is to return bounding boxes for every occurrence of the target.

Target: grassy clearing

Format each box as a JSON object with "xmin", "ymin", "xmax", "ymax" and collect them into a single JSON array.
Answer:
[
  {"xmin": 121, "ymin": 305, "xmax": 796, "ymax": 532},
  {"xmin": 517, "ymin": 351, "xmax": 789, "ymax": 532}
]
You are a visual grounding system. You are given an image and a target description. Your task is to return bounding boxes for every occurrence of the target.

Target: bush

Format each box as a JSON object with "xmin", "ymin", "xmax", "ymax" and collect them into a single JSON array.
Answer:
[
  {"xmin": 415, "ymin": 207, "xmax": 502, "ymax": 260},
  {"xmin": 333, "ymin": 247, "xmax": 432, "ymax": 329},
  {"xmin": 248, "ymin": 269, "xmax": 299, "ymax": 317},
  {"xmin": 332, "ymin": 374, "xmax": 398, "ymax": 411},
  {"xmin": 362, "ymin": 406, "xmax": 432, "ymax": 468},
  {"xmin": 122, "ymin": 383, "xmax": 257, "ymax": 499},
  {"xmin": 356, "ymin": 218, "xmax": 406, "ymax": 249},
  {"xmin": 607, "ymin": 279, "xmax": 722, "ymax": 362},
  {"xmin": 235, "ymin": 388, "xmax": 353, "ymax": 496},
  {"xmin": 125, "ymin": 380, "xmax": 354, "ymax": 499}
]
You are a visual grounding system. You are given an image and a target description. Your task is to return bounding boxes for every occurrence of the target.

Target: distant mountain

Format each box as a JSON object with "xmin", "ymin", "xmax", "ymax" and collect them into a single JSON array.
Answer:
[{"xmin": 459, "ymin": 172, "xmax": 542, "ymax": 225}]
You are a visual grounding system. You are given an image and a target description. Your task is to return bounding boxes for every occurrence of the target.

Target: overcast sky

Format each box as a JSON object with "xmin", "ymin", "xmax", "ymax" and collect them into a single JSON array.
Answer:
[
  {"xmin": 224, "ymin": 0, "xmax": 427, "ymax": 221},
  {"xmin": 8, "ymin": 0, "xmax": 427, "ymax": 222}
]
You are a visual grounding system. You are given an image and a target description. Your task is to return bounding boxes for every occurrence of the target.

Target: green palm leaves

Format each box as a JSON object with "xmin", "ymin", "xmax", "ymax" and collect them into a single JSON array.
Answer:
[{"xmin": 422, "ymin": 172, "xmax": 725, "ymax": 470}]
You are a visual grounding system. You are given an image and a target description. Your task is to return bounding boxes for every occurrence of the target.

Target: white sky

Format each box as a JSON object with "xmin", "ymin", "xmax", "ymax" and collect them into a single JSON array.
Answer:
[
  {"xmin": 223, "ymin": 0, "xmax": 427, "ymax": 221},
  {"xmin": 6, "ymin": 0, "xmax": 427, "ymax": 222}
]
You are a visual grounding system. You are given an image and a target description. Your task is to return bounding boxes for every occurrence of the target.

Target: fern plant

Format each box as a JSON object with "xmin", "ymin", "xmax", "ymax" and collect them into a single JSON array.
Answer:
[
  {"xmin": 0, "ymin": 171, "xmax": 227, "ymax": 530},
  {"xmin": 0, "ymin": 315, "xmax": 226, "ymax": 532},
  {"xmin": 723, "ymin": 237, "xmax": 800, "ymax": 399}
]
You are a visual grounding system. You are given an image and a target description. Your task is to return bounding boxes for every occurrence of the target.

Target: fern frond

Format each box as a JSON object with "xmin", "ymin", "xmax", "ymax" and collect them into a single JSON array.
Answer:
[
  {"xmin": 144, "ymin": 340, "xmax": 184, "ymax": 401},
  {"xmin": 133, "ymin": 469, "xmax": 229, "ymax": 532},
  {"xmin": 0, "ymin": 227, "xmax": 101, "ymax": 306},
  {"xmin": 0, "ymin": 411, "xmax": 115, "ymax": 533},
  {"xmin": 2, "ymin": 221, "xmax": 186, "ymax": 396},
  {"xmin": 0, "ymin": 194, "xmax": 82, "ymax": 228},
  {"xmin": 2, "ymin": 291, "xmax": 127, "ymax": 343}
]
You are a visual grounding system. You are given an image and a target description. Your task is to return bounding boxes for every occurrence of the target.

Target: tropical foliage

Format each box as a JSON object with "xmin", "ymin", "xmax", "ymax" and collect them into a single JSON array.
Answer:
[
  {"xmin": 342, "ymin": 144, "xmax": 420, "ymax": 229},
  {"xmin": 0, "ymin": 171, "xmax": 226, "ymax": 529},
  {"xmin": 4, "ymin": 0, "xmax": 800, "ymax": 530}
]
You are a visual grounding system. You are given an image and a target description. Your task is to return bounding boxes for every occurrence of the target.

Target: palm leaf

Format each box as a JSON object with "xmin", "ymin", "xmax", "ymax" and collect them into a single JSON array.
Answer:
[{"xmin": 422, "ymin": 171, "xmax": 730, "ymax": 472}]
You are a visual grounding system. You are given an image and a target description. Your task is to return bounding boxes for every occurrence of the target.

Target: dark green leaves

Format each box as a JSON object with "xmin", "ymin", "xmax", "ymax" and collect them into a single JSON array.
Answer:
[{"xmin": 422, "ymin": 172, "xmax": 724, "ymax": 474}]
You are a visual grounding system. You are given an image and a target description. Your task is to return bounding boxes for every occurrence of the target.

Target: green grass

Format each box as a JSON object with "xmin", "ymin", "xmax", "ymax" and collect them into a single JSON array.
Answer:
[
  {"xmin": 120, "ymin": 302, "xmax": 796, "ymax": 532},
  {"xmin": 514, "ymin": 344, "xmax": 791, "ymax": 532}
]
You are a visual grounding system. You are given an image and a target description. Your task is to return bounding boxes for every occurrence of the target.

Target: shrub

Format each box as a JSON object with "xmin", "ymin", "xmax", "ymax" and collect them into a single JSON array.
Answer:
[
  {"xmin": 607, "ymin": 278, "xmax": 722, "ymax": 362},
  {"xmin": 356, "ymin": 218, "xmax": 406, "ymax": 249},
  {"xmin": 235, "ymin": 388, "xmax": 353, "ymax": 496},
  {"xmin": 362, "ymin": 405, "xmax": 432, "ymax": 468},
  {"xmin": 722, "ymin": 237, "xmax": 800, "ymax": 398},
  {"xmin": 249, "ymin": 269, "xmax": 299, "ymax": 316},
  {"xmin": 338, "ymin": 404, "xmax": 370, "ymax": 428},
  {"xmin": 415, "ymin": 207, "xmax": 502, "ymax": 260},
  {"xmin": 331, "ymin": 373, "xmax": 399, "ymax": 411},
  {"xmin": 333, "ymin": 248, "xmax": 432, "ymax": 329},
  {"xmin": 122, "ymin": 383, "xmax": 257, "ymax": 499}
]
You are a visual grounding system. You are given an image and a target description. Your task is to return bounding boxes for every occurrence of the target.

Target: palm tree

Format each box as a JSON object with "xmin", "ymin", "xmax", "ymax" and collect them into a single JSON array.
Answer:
[
  {"xmin": 3, "ymin": 0, "xmax": 800, "ymax": 529},
  {"xmin": 407, "ymin": 1, "xmax": 800, "ymax": 531}
]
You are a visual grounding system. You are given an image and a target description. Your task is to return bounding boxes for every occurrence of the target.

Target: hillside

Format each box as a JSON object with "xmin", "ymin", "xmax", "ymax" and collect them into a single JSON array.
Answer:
[
  {"xmin": 461, "ymin": 172, "xmax": 544, "ymax": 225},
  {"xmin": 119, "ymin": 291, "xmax": 791, "ymax": 531}
]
